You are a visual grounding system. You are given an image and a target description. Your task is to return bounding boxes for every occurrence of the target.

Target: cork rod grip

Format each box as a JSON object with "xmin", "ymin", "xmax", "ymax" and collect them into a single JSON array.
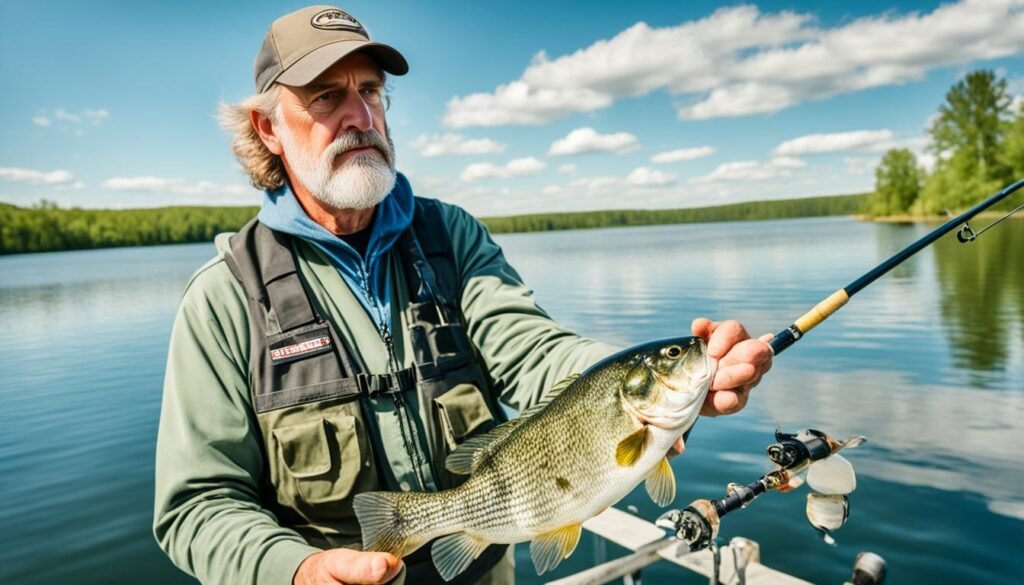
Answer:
[{"xmin": 794, "ymin": 289, "xmax": 850, "ymax": 333}]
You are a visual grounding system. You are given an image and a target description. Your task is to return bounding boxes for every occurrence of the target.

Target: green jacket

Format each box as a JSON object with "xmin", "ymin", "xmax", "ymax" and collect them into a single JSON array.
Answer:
[{"xmin": 153, "ymin": 201, "xmax": 616, "ymax": 584}]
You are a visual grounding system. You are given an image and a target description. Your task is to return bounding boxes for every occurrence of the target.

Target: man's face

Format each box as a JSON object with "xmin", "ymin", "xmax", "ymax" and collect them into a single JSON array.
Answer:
[{"xmin": 273, "ymin": 52, "xmax": 397, "ymax": 210}]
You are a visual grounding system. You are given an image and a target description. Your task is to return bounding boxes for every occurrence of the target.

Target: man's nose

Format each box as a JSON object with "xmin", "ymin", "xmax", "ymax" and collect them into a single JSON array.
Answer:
[{"xmin": 338, "ymin": 90, "xmax": 374, "ymax": 133}]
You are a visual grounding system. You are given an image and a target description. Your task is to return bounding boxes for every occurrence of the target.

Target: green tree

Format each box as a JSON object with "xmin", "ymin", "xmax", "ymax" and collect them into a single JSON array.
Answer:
[
  {"xmin": 998, "ymin": 101, "xmax": 1024, "ymax": 180},
  {"xmin": 870, "ymin": 148, "xmax": 921, "ymax": 215},
  {"xmin": 920, "ymin": 70, "xmax": 1012, "ymax": 213}
]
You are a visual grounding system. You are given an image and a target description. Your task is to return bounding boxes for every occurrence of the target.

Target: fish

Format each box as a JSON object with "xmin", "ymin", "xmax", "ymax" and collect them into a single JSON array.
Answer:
[{"xmin": 353, "ymin": 336, "xmax": 715, "ymax": 580}]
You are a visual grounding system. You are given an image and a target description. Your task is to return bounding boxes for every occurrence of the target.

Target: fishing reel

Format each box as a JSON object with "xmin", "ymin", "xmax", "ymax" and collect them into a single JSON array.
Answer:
[{"xmin": 656, "ymin": 427, "xmax": 866, "ymax": 550}]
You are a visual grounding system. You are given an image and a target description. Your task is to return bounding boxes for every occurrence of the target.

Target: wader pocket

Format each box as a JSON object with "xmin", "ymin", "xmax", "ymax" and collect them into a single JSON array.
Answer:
[
  {"xmin": 272, "ymin": 414, "xmax": 362, "ymax": 504},
  {"xmin": 433, "ymin": 383, "xmax": 496, "ymax": 452}
]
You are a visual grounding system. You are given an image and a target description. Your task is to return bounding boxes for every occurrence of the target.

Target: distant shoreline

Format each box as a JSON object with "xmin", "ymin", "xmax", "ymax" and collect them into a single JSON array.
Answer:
[{"xmin": 3, "ymin": 192, "xmax": 870, "ymax": 255}]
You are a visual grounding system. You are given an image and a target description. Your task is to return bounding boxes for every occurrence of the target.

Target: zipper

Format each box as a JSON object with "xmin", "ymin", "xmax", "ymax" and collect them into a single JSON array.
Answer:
[{"xmin": 361, "ymin": 262, "xmax": 430, "ymax": 491}]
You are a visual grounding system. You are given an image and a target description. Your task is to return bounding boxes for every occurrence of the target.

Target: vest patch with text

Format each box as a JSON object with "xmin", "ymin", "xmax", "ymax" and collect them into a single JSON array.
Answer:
[{"xmin": 269, "ymin": 331, "xmax": 333, "ymax": 364}]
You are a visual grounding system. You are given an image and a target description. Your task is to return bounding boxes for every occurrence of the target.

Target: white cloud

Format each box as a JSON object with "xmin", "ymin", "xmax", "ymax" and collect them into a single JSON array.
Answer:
[
  {"xmin": 542, "ymin": 185, "xmax": 564, "ymax": 195},
  {"xmin": 444, "ymin": 81, "xmax": 612, "ymax": 127},
  {"xmin": 548, "ymin": 127, "xmax": 639, "ymax": 156},
  {"xmin": 54, "ymin": 109, "xmax": 81, "ymax": 123},
  {"xmin": 570, "ymin": 175, "xmax": 621, "ymax": 192},
  {"xmin": 409, "ymin": 133, "xmax": 506, "ymax": 157},
  {"xmin": 557, "ymin": 163, "xmax": 577, "ymax": 175},
  {"xmin": 565, "ymin": 166, "xmax": 677, "ymax": 194},
  {"xmin": 51, "ymin": 180, "xmax": 87, "ymax": 191},
  {"xmin": 102, "ymin": 176, "xmax": 253, "ymax": 195},
  {"xmin": 0, "ymin": 167, "xmax": 76, "ymax": 186},
  {"xmin": 38, "ymin": 108, "xmax": 111, "ymax": 128},
  {"xmin": 692, "ymin": 157, "xmax": 807, "ymax": 183},
  {"xmin": 83, "ymin": 109, "xmax": 110, "ymax": 123},
  {"xmin": 625, "ymin": 167, "xmax": 676, "ymax": 187},
  {"xmin": 844, "ymin": 156, "xmax": 880, "ymax": 176},
  {"xmin": 774, "ymin": 129, "xmax": 894, "ymax": 156},
  {"xmin": 445, "ymin": 1, "xmax": 1024, "ymax": 126},
  {"xmin": 459, "ymin": 157, "xmax": 547, "ymax": 181},
  {"xmin": 651, "ymin": 146, "xmax": 716, "ymax": 163}
]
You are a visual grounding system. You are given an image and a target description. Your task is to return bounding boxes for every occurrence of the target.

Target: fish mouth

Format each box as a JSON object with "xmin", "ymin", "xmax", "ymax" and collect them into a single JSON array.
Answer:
[
  {"xmin": 647, "ymin": 353, "xmax": 717, "ymax": 393},
  {"xmin": 635, "ymin": 362, "xmax": 715, "ymax": 430}
]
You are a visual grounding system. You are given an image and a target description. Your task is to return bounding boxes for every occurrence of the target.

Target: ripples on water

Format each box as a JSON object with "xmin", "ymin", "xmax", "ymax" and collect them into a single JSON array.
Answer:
[{"xmin": 0, "ymin": 217, "xmax": 1020, "ymax": 584}]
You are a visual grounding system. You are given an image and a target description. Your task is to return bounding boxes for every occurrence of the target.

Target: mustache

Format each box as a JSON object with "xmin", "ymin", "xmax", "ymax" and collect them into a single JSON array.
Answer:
[{"xmin": 323, "ymin": 130, "xmax": 394, "ymax": 167}]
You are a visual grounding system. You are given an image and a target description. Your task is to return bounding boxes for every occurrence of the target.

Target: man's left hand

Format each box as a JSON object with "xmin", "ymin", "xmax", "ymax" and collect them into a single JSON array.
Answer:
[{"xmin": 691, "ymin": 318, "xmax": 773, "ymax": 417}]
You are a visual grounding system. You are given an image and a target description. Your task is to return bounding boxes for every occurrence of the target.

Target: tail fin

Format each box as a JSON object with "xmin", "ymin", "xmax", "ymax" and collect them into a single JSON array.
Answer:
[{"xmin": 353, "ymin": 491, "xmax": 411, "ymax": 556}]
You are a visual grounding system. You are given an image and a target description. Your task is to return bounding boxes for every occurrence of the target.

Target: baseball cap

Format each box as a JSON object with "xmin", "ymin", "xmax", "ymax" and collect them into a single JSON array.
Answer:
[{"xmin": 254, "ymin": 5, "xmax": 409, "ymax": 93}]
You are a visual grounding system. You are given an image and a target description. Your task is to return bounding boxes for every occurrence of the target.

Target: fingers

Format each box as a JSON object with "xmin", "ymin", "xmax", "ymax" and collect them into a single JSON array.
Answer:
[
  {"xmin": 322, "ymin": 549, "xmax": 403, "ymax": 584},
  {"xmin": 713, "ymin": 339, "xmax": 772, "ymax": 388},
  {"xmin": 667, "ymin": 435, "xmax": 686, "ymax": 459},
  {"xmin": 700, "ymin": 387, "xmax": 750, "ymax": 417},
  {"xmin": 692, "ymin": 319, "xmax": 751, "ymax": 360},
  {"xmin": 691, "ymin": 317, "xmax": 714, "ymax": 340},
  {"xmin": 712, "ymin": 362, "xmax": 757, "ymax": 391},
  {"xmin": 692, "ymin": 318, "xmax": 774, "ymax": 416}
]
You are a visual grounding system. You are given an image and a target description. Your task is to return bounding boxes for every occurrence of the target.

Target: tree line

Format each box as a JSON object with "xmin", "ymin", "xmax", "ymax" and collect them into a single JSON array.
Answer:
[
  {"xmin": 481, "ymin": 193, "xmax": 866, "ymax": 234},
  {"xmin": 0, "ymin": 202, "xmax": 259, "ymax": 255},
  {"xmin": 869, "ymin": 70, "xmax": 1024, "ymax": 216},
  {"xmin": 0, "ymin": 193, "xmax": 868, "ymax": 255}
]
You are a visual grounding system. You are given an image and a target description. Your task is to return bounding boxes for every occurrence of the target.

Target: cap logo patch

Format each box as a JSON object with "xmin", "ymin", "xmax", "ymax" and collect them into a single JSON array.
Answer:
[{"xmin": 311, "ymin": 9, "xmax": 366, "ymax": 34}]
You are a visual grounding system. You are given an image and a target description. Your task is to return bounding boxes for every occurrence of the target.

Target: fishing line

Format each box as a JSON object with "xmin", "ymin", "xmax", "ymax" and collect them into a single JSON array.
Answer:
[{"xmin": 769, "ymin": 178, "xmax": 1024, "ymax": 355}]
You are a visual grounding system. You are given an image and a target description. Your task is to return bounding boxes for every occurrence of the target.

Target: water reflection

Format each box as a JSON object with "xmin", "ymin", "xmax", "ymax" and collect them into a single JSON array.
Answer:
[{"xmin": 931, "ymin": 219, "xmax": 1024, "ymax": 378}]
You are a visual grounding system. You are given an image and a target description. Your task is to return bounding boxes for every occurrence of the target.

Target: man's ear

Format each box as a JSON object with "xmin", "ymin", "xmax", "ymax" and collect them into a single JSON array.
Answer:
[{"xmin": 251, "ymin": 109, "xmax": 284, "ymax": 156}]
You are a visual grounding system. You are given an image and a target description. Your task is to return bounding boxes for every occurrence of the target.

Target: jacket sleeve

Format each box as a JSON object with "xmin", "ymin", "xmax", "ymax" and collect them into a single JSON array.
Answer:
[
  {"xmin": 153, "ymin": 259, "xmax": 319, "ymax": 585},
  {"xmin": 441, "ymin": 203, "xmax": 620, "ymax": 412}
]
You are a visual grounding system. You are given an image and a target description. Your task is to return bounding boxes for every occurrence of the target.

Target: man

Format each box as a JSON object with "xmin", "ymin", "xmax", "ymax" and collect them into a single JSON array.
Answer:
[{"xmin": 153, "ymin": 5, "xmax": 773, "ymax": 585}]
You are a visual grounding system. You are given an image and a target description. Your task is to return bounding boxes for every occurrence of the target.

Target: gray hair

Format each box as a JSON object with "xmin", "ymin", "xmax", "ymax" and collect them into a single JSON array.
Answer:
[{"xmin": 218, "ymin": 85, "xmax": 287, "ymax": 191}]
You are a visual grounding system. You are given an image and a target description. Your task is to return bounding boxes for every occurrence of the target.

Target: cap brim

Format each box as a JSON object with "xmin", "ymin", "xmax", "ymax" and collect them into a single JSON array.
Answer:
[{"xmin": 274, "ymin": 40, "xmax": 408, "ymax": 88}]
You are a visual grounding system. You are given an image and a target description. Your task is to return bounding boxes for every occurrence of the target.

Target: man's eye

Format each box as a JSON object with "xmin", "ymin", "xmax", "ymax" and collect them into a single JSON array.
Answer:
[
  {"xmin": 361, "ymin": 87, "xmax": 383, "ymax": 102},
  {"xmin": 314, "ymin": 91, "xmax": 338, "ymax": 102}
]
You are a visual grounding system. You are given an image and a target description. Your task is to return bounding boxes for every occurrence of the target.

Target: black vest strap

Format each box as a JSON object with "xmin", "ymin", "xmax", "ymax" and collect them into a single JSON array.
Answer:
[{"xmin": 228, "ymin": 220, "xmax": 310, "ymax": 328}]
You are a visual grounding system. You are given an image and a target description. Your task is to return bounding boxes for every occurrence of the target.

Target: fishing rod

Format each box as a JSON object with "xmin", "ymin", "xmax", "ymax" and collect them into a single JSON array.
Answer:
[
  {"xmin": 769, "ymin": 178, "xmax": 1024, "ymax": 355},
  {"xmin": 552, "ymin": 180, "xmax": 1024, "ymax": 585}
]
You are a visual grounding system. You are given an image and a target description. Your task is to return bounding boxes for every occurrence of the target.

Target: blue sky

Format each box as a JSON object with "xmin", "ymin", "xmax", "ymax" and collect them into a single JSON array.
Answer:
[{"xmin": 1, "ymin": 0, "xmax": 1022, "ymax": 216}]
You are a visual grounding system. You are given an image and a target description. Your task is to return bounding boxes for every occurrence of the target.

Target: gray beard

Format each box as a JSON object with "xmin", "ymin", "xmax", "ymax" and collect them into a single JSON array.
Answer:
[{"xmin": 278, "ymin": 125, "xmax": 397, "ymax": 210}]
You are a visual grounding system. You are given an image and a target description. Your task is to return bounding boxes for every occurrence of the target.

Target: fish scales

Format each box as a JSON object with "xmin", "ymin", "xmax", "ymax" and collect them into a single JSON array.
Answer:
[{"xmin": 354, "ymin": 336, "xmax": 714, "ymax": 580}]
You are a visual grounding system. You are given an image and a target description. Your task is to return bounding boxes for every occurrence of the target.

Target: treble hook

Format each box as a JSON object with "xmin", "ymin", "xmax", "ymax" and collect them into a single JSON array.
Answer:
[{"xmin": 956, "ymin": 202, "xmax": 1024, "ymax": 243}]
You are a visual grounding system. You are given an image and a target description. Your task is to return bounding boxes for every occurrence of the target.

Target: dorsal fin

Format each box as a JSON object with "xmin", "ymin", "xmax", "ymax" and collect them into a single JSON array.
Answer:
[
  {"xmin": 517, "ymin": 373, "xmax": 580, "ymax": 420},
  {"xmin": 445, "ymin": 373, "xmax": 580, "ymax": 476},
  {"xmin": 445, "ymin": 420, "xmax": 522, "ymax": 475}
]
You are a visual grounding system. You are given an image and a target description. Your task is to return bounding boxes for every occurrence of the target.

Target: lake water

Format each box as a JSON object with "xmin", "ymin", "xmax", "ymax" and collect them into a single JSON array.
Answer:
[{"xmin": 1, "ymin": 216, "xmax": 1021, "ymax": 584}]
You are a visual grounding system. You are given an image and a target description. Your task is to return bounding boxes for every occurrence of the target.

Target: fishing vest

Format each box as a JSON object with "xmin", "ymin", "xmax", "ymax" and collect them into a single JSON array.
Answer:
[{"xmin": 224, "ymin": 197, "xmax": 508, "ymax": 583}]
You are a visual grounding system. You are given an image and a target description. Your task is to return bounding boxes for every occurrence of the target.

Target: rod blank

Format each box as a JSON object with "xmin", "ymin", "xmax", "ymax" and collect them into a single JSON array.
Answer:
[{"xmin": 770, "ymin": 178, "xmax": 1024, "ymax": 355}]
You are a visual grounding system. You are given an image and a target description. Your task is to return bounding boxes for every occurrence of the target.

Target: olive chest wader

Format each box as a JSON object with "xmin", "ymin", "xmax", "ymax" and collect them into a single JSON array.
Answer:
[{"xmin": 224, "ymin": 198, "xmax": 508, "ymax": 583}]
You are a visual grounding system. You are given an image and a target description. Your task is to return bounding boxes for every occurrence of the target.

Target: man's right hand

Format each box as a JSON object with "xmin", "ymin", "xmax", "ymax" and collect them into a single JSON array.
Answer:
[{"xmin": 294, "ymin": 549, "xmax": 403, "ymax": 585}]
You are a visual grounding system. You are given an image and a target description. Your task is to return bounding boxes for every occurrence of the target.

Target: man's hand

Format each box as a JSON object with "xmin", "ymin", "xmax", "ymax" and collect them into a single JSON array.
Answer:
[
  {"xmin": 691, "ymin": 318, "xmax": 773, "ymax": 417},
  {"xmin": 294, "ymin": 549, "xmax": 403, "ymax": 585}
]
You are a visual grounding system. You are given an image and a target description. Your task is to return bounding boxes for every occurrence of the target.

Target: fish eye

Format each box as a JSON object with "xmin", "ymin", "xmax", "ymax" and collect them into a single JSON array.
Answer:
[{"xmin": 663, "ymin": 345, "xmax": 683, "ymax": 359}]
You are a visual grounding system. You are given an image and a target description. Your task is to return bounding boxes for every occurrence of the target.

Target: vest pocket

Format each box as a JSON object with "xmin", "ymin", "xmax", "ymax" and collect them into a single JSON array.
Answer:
[
  {"xmin": 272, "ymin": 414, "xmax": 362, "ymax": 504},
  {"xmin": 433, "ymin": 383, "xmax": 496, "ymax": 452}
]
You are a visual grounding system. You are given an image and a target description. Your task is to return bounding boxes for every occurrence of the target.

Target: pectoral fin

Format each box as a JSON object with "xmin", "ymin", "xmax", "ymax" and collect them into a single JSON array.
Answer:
[
  {"xmin": 530, "ymin": 524, "xmax": 583, "ymax": 575},
  {"xmin": 645, "ymin": 457, "xmax": 676, "ymax": 507},
  {"xmin": 431, "ymin": 532, "xmax": 491, "ymax": 582},
  {"xmin": 616, "ymin": 425, "xmax": 650, "ymax": 467}
]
